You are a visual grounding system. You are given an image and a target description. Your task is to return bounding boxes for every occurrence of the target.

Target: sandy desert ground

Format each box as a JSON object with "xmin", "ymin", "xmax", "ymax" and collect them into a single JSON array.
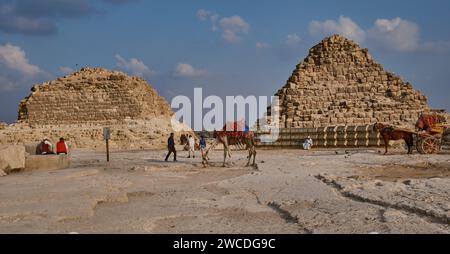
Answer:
[{"xmin": 0, "ymin": 147, "xmax": 449, "ymax": 234}]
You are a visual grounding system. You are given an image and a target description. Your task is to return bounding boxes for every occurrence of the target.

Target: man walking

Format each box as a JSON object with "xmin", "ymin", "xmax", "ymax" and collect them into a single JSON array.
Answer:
[
  {"xmin": 199, "ymin": 135, "xmax": 207, "ymax": 159},
  {"xmin": 188, "ymin": 135, "xmax": 195, "ymax": 158},
  {"xmin": 165, "ymin": 133, "xmax": 177, "ymax": 162}
]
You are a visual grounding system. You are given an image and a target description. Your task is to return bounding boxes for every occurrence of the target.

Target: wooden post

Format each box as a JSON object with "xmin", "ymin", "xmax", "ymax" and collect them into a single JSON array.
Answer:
[
  {"xmin": 106, "ymin": 139, "xmax": 110, "ymax": 162},
  {"xmin": 103, "ymin": 127, "xmax": 111, "ymax": 162}
]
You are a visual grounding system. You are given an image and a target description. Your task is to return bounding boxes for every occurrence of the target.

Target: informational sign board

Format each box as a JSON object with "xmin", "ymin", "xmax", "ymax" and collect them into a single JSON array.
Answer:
[{"xmin": 103, "ymin": 127, "xmax": 111, "ymax": 140}]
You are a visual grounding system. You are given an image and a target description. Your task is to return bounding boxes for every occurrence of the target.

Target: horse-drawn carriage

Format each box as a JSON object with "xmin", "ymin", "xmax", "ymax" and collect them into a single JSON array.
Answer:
[
  {"xmin": 415, "ymin": 122, "xmax": 449, "ymax": 154},
  {"xmin": 375, "ymin": 113, "xmax": 449, "ymax": 155}
]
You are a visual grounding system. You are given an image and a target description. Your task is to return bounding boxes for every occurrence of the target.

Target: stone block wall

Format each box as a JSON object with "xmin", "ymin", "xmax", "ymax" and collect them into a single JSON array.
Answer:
[
  {"xmin": 274, "ymin": 35, "xmax": 430, "ymax": 129},
  {"xmin": 18, "ymin": 67, "xmax": 172, "ymax": 125},
  {"xmin": 0, "ymin": 118, "xmax": 186, "ymax": 151},
  {"xmin": 255, "ymin": 125, "xmax": 450, "ymax": 151}
]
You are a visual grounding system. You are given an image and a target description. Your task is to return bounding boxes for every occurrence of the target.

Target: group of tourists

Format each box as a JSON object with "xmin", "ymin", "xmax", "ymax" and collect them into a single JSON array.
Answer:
[
  {"xmin": 34, "ymin": 131, "xmax": 311, "ymax": 162},
  {"xmin": 164, "ymin": 133, "xmax": 314, "ymax": 162},
  {"xmin": 165, "ymin": 133, "xmax": 207, "ymax": 162},
  {"xmin": 37, "ymin": 137, "xmax": 69, "ymax": 155}
]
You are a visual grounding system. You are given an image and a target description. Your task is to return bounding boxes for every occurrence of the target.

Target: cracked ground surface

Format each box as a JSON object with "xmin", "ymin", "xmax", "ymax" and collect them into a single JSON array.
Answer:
[{"xmin": 0, "ymin": 148, "xmax": 449, "ymax": 234}]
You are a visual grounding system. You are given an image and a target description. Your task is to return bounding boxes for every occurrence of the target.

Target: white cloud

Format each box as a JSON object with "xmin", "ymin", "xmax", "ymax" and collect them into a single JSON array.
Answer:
[
  {"xmin": 309, "ymin": 16, "xmax": 366, "ymax": 43},
  {"xmin": 174, "ymin": 63, "xmax": 207, "ymax": 78},
  {"xmin": 197, "ymin": 10, "xmax": 250, "ymax": 43},
  {"xmin": 286, "ymin": 34, "xmax": 302, "ymax": 46},
  {"xmin": 256, "ymin": 42, "xmax": 269, "ymax": 49},
  {"xmin": 210, "ymin": 14, "xmax": 219, "ymax": 32},
  {"xmin": 59, "ymin": 66, "xmax": 74, "ymax": 75},
  {"xmin": 0, "ymin": 43, "xmax": 42, "ymax": 76},
  {"xmin": 219, "ymin": 16, "xmax": 250, "ymax": 43},
  {"xmin": 114, "ymin": 54, "xmax": 156, "ymax": 79},
  {"xmin": 308, "ymin": 16, "xmax": 449, "ymax": 53},
  {"xmin": 367, "ymin": 18, "xmax": 420, "ymax": 52},
  {"xmin": 196, "ymin": 9, "xmax": 219, "ymax": 32},
  {"xmin": 196, "ymin": 9, "xmax": 211, "ymax": 21},
  {"xmin": 0, "ymin": 43, "xmax": 45, "ymax": 91}
]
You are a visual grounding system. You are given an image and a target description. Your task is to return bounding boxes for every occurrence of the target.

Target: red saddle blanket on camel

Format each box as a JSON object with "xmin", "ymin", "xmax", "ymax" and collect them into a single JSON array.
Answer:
[{"xmin": 215, "ymin": 121, "xmax": 253, "ymax": 139}]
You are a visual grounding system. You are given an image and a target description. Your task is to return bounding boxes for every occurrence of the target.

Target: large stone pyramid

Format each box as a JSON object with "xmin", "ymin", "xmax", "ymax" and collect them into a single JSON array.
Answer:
[
  {"xmin": 275, "ymin": 35, "xmax": 430, "ymax": 128},
  {"xmin": 18, "ymin": 67, "xmax": 172, "ymax": 125}
]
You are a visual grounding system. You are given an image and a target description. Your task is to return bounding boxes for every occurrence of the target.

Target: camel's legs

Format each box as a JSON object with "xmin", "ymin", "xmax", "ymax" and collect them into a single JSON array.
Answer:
[
  {"xmin": 223, "ymin": 148, "xmax": 227, "ymax": 166},
  {"xmin": 222, "ymin": 137, "xmax": 230, "ymax": 167},
  {"xmin": 252, "ymin": 147, "xmax": 256, "ymax": 166},
  {"xmin": 203, "ymin": 135, "xmax": 255, "ymax": 167},
  {"xmin": 203, "ymin": 139, "xmax": 219, "ymax": 167},
  {"xmin": 246, "ymin": 148, "xmax": 252, "ymax": 166},
  {"xmin": 245, "ymin": 138, "xmax": 257, "ymax": 167}
]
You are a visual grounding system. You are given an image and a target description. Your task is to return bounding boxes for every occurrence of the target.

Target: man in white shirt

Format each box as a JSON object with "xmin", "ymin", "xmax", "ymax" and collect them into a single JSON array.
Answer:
[
  {"xmin": 303, "ymin": 136, "xmax": 313, "ymax": 150},
  {"xmin": 188, "ymin": 135, "xmax": 196, "ymax": 158}
]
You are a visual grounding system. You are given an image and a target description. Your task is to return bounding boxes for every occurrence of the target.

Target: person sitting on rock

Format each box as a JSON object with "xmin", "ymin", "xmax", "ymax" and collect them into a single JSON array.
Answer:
[
  {"xmin": 56, "ymin": 137, "xmax": 69, "ymax": 155},
  {"xmin": 41, "ymin": 138, "xmax": 55, "ymax": 155},
  {"xmin": 303, "ymin": 136, "xmax": 313, "ymax": 150}
]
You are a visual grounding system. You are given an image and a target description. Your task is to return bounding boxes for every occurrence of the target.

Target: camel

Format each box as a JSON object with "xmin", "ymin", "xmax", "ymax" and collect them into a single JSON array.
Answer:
[{"xmin": 202, "ymin": 122, "xmax": 257, "ymax": 167}]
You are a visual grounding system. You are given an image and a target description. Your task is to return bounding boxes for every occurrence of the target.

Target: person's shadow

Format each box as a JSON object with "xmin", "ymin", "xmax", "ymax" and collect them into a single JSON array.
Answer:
[{"xmin": 145, "ymin": 158, "xmax": 201, "ymax": 167}]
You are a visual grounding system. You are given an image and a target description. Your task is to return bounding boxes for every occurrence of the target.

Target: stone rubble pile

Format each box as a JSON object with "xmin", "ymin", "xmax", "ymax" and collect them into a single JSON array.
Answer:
[{"xmin": 0, "ymin": 145, "xmax": 25, "ymax": 174}]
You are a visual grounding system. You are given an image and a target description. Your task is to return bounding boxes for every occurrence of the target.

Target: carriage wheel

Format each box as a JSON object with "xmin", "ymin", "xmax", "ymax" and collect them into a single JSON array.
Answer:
[{"xmin": 417, "ymin": 136, "xmax": 441, "ymax": 154}]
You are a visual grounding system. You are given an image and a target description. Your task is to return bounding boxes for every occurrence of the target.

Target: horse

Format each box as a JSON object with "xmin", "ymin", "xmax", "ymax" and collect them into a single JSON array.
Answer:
[{"xmin": 373, "ymin": 123, "xmax": 415, "ymax": 155}]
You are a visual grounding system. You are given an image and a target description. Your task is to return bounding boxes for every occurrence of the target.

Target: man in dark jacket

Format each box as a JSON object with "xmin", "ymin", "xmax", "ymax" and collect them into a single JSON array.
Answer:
[{"xmin": 165, "ymin": 133, "xmax": 177, "ymax": 162}]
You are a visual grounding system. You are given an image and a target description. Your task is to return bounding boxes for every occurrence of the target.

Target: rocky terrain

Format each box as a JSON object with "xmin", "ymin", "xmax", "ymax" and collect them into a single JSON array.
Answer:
[{"xmin": 0, "ymin": 148, "xmax": 448, "ymax": 234}]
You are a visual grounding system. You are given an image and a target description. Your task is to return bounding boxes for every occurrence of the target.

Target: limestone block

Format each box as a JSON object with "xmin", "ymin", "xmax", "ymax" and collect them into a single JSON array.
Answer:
[
  {"xmin": 0, "ymin": 145, "xmax": 26, "ymax": 173},
  {"xmin": 25, "ymin": 155, "xmax": 71, "ymax": 172}
]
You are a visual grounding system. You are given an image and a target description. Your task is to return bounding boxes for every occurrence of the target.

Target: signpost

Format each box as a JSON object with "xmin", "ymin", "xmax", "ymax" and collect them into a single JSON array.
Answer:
[{"xmin": 103, "ymin": 127, "xmax": 111, "ymax": 162}]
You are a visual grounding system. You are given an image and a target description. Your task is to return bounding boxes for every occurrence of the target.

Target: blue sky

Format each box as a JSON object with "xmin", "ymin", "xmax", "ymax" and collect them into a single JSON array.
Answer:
[{"xmin": 0, "ymin": 0, "xmax": 449, "ymax": 122}]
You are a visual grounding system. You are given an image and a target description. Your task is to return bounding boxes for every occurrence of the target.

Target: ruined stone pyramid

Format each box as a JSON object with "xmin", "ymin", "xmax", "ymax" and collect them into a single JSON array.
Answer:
[
  {"xmin": 275, "ymin": 34, "xmax": 430, "ymax": 128},
  {"xmin": 0, "ymin": 67, "xmax": 187, "ymax": 150},
  {"xmin": 18, "ymin": 67, "xmax": 173, "ymax": 125}
]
